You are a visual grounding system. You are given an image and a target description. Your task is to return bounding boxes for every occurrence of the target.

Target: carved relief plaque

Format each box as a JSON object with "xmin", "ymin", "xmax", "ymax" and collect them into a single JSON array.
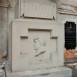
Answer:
[
  {"xmin": 11, "ymin": 20, "xmax": 64, "ymax": 72},
  {"xmin": 20, "ymin": 0, "xmax": 56, "ymax": 19},
  {"xmin": 33, "ymin": 36, "xmax": 46, "ymax": 57}
]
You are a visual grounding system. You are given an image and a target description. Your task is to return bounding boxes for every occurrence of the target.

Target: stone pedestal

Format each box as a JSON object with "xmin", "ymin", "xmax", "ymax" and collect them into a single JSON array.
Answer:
[
  {"xmin": 7, "ymin": 19, "xmax": 72, "ymax": 77},
  {"xmin": 11, "ymin": 20, "xmax": 64, "ymax": 72},
  {"xmin": 6, "ymin": 67, "xmax": 72, "ymax": 77},
  {"xmin": 7, "ymin": 0, "xmax": 72, "ymax": 77}
]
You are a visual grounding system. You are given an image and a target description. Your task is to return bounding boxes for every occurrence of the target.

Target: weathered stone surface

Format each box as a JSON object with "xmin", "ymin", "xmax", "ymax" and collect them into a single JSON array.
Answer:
[
  {"xmin": 60, "ymin": 0, "xmax": 77, "ymax": 6},
  {"xmin": 0, "ymin": 1, "xmax": 72, "ymax": 77},
  {"xmin": 57, "ymin": 0, "xmax": 77, "ymax": 15},
  {"xmin": 15, "ymin": 0, "xmax": 56, "ymax": 19},
  {"xmin": 0, "ymin": 69, "xmax": 5, "ymax": 77},
  {"xmin": 9, "ymin": 19, "xmax": 64, "ymax": 72},
  {"xmin": 0, "ymin": 0, "xmax": 8, "ymax": 6},
  {"xmin": 6, "ymin": 67, "xmax": 72, "ymax": 77},
  {"xmin": 0, "ymin": 7, "xmax": 8, "ymax": 63}
]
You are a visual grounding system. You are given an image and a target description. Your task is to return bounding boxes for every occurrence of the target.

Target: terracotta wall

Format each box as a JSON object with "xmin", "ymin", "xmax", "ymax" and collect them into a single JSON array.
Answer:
[{"xmin": 64, "ymin": 48, "xmax": 77, "ymax": 62}]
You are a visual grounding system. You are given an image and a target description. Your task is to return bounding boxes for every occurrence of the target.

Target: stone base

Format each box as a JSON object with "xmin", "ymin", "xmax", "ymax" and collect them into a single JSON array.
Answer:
[
  {"xmin": 6, "ymin": 67, "xmax": 72, "ymax": 77},
  {"xmin": 0, "ymin": 70, "xmax": 5, "ymax": 77}
]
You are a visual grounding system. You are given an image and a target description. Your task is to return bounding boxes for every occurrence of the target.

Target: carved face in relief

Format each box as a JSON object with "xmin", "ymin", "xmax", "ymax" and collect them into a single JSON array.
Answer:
[{"xmin": 33, "ymin": 36, "xmax": 46, "ymax": 56}]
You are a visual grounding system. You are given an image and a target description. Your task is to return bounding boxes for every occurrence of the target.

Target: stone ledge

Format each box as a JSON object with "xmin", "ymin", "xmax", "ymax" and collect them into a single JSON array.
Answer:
[
  {"xmin": 6, "ymin": 67, "xmax": 72, "ymax": 77},
  {"xmin": 14, "ymin": 0, "xmax": 56, "ymax": 19}
]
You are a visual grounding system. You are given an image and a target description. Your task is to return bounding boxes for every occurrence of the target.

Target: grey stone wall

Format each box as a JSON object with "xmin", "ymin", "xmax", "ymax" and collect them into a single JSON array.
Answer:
[
  {"xmin": 0, "ymin": 0, "xmax": 18, "ymax": 62},
  {"xmin": 0, "ymin": 7, "xmax": 8, "ymax": 62}
]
